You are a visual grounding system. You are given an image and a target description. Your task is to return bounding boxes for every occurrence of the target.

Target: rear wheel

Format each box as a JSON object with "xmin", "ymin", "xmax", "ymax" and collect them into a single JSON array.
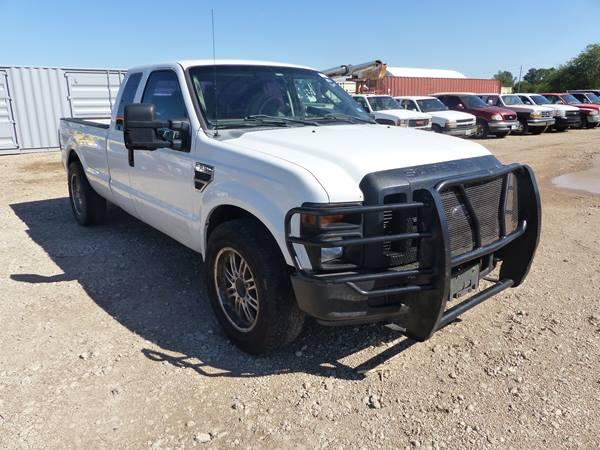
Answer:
[
  {"xmin": 206, "ymin": 219, "xmax": 305, "ymax": 354},
  {"xmin": 67, "ymin": 161, "xmax": 106, "ymax": 225}
]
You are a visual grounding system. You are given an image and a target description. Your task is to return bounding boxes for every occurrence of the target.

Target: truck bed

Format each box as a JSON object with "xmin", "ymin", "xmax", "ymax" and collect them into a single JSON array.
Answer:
[{"xmin": 60, "ymin": 117, "xmax": 111, "ymax": 129}]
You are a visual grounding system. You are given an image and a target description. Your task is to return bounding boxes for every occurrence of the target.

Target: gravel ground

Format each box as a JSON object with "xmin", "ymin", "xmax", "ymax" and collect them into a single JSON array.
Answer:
[{"xmin": 1, "ymin": 128, "xmax": 599, "ymax": 449}]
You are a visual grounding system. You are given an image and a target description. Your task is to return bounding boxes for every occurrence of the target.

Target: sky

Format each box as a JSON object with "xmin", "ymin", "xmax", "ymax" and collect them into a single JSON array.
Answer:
[{"xmin": 1, "ymin": 0, "xmax": 599, "ymax": 79}]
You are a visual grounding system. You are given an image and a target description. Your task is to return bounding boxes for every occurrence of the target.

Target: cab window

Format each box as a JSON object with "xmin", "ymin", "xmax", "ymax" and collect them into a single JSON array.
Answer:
[
  {"xmin": 402, "ymin": 100, "xmax": 419, "ymax": 111},
  {"xmin": 353, "ymin": 97, "xmax": 370, "ymax": 112},
  {"xmin": 115, "ymin": 72, "xmax": 142, "ymax": 130},
  {"xmin": 142, "ymin": 70, "xmax": 188, "ymax": 121}
]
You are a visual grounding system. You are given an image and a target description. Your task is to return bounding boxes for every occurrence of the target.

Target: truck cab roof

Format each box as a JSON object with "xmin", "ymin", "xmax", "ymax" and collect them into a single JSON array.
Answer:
[{"xmin": 127, "ymin": 59, "xmax": 314, "ymax": 73}]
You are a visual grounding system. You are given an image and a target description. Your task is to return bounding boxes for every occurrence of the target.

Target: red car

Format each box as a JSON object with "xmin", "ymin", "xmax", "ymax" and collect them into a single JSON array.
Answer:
[
  {"xmin": 433, "ymin": 92, "xmax": 519, "ymax": 138},
  {"xmin": 542, "ymin": 93, "xmax": 600, "ymax": 128}
]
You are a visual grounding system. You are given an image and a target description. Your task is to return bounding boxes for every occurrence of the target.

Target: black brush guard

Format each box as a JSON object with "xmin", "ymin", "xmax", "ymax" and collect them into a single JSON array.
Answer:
[{"xmin": 284, "ymin": 164, "xmax": 541, "ymax": 341}]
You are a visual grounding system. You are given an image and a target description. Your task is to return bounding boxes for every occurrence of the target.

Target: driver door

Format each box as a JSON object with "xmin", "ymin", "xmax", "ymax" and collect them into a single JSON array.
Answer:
[{"xmin": 128, "ymin": 69, "xmax": 196, "ymax": 247}]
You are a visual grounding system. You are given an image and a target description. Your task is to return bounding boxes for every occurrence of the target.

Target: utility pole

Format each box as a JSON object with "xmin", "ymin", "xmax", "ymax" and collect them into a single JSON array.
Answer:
[{"xmin": 516, "ymin": 65, "xmax": 523, "ymax": 93}]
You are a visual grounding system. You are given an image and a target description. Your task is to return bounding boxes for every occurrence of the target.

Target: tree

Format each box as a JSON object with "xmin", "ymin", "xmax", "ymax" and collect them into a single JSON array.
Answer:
[
  {"xmin": 546, "ymin": 44, "xmax": 600, "ymax": 91},
  {"xmin": 493, "ymin": 70, "xmax": 516, "ymax": 88},
  {"xmin": 521, "ymin": 68, "xmax": 556, "ymax": 92}
]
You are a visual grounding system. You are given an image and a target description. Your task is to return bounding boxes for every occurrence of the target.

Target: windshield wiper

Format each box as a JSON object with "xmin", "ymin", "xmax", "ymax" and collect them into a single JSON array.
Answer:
[
  {"xmin": 245, "ymin": 115, "xmax": 320, "ymax": 126},
  {"xmin": 314, "ymin": 113, "xmax": 376, "ymax": 124}
]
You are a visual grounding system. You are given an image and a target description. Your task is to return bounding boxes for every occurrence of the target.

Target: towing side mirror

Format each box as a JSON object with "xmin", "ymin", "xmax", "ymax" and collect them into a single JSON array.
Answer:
[
  {"xmin": 457, "ymin": 103, "xmax": 465, "ymax": 109},
  {"xmin": 123, "ymin": 103, "xmax": 191, "ymax": 166},
  {"xmin": 123, "ymin": 103, "xmax": 190, "ymax": 152}
]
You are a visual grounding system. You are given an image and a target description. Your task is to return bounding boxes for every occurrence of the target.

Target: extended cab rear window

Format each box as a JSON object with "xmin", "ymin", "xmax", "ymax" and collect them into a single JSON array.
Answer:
[{"xmin": 115, "ymin": 72, "xmax": 142, "ymax": 130}]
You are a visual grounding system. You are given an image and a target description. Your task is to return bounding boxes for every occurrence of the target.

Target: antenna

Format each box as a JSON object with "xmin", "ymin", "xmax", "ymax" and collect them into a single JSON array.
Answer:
[{"xmin": 211, "ymin": 9, "xmax": 219, "ymax": 136}]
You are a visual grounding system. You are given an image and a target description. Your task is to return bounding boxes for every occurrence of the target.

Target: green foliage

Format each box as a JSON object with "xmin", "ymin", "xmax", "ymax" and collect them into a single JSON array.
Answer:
[
  {"xmin": 498, "ymin": 44, "xmax": 600, "ymax": 93},
  {"xmin": 493, "ymin": 70, "xmax": 516, "ymax": 87}
]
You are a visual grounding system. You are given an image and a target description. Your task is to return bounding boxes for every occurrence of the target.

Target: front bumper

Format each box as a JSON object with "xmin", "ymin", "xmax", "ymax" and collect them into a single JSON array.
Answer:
[
  {"xmin": 488, "ymin": 120, "xmax": 520, "ymax": 133},
  {"xmin": 441, "ymin": 125, "xmax": 476, "ymax": 137},
  {"xmin": 527, "ymin": 118, "xmax": 555, "ymax": 127},
  {"xmin": 557, "ymin": 115, "xmax": 582, "ymax": 128},
  {"xmin": 285, "ymin": 164, "xmax": 541, "ymax": 341},
  {"xmin": 586, "ymin": 114, "xmax": 600, "ymax": 124}
]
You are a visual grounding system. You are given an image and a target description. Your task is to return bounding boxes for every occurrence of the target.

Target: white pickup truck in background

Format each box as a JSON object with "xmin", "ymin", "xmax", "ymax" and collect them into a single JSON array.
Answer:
[
  {"xmin": 352, "ymin": 94, "xmax": 432, "ymax": 129},
  {"xmin": 394, "ymin": 96, "xmax": 477, "ymax": 137},
  {"xmin": 59, "ymin": 60, "xmax": 541, "ymax": 354}
]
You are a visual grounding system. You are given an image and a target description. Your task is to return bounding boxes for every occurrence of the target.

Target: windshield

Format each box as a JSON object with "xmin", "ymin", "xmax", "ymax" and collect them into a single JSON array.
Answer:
[
  {"xmin": 531, "ymin": 95, "xmax": 550, "ymax": 105},
  {"xmin": 587, "ymin": 93, "xmax": 600, "ymax": 103},
  {"xmin": 188, "ymin": 65, "xmax": 371, "ymax": 129},
  {"xmin": 562, "ymin": 94, "xmax": 581, "ymax": 104},
  {"xmin": 502, "ymin": 95, "xmax": 524, "ymax": 105},
  {"xmin": 367, "ymin": 96, "xmax": 401, "ymax": 111},
  {"xmin": 417, "ymin": 98, "xmax": 448, "ymax": 112},
  {"xmin": 462, "ymin": 95, "xmax": 488, "ymax": 108}
]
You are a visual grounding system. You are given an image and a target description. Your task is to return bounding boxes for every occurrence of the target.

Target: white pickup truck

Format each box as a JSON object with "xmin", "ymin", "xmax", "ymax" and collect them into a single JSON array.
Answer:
[
  {"xmin": 394, "ymin": 96, "xmax": 477, "ymax": 137},
  {"xmin": 352, "ymin": 94, "xmax": 432, "ymax": 129},
  {"xmin": 59, "ymin": 60, "xmax": 541, "ymax": 354}
]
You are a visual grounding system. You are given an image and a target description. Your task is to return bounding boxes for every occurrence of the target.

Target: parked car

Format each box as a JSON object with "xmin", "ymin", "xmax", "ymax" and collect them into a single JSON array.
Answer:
[
  {"xmin": 478, "ymin": 94, "xmax": 555, "ymax": 135},
  {"xmin": 516, "ymin": 93, "xmax": 581, "ymax": 131},
  {"xmin": 394, "ymin": 96, "xmax": 476, "ymax": 137},
  {"xmin": 568, "ymin": 91, "xmax": 600, "ymax": 106},
  {"xmin": 568, "ymin": 89, "xmax": 600, "ymax": 99},
  {"xmin": 542, "ymin": 93, "xmax": 600, "ymax": 128},
  {"xmin": 352, "ymin": 94, "xmax": 432, "ymax": 129},
  {"xmin": 59, "ymin": 60, "xmax": 541, "ymax": 354},
  {"xmin": 432, "ymin": 93, "xmax": 519, "ymax": 139}
]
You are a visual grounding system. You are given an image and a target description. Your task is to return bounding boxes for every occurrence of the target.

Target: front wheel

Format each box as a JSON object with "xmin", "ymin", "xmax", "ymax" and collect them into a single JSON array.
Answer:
[
  {"xmin": 473, "ymin": 120, "xmax": 489, "ymax": 139},
  {"xmin": 494, "ymin": 131, "xmax": 509, "ymax": 138},
  {"xmin": 206, "ymin": 219, "xmax": 305, "ymax": 354},
  {"xmin": 530, "ymin": 127, "xmax": 545, "ymax": 135},
  {"xmin": 68, "ymin": 161, "xmax": 106, "ymax": 225}
]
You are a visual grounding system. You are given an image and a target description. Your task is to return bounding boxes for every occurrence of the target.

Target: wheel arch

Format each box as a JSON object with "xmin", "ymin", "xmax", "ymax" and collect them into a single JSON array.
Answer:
[{"xmin": 204, "ymin": 204, "xmax": 291, "ymax": 266}]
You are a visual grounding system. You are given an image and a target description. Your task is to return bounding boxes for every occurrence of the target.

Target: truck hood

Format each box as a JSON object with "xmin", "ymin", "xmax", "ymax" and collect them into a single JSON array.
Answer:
[
  {"xmin": 374, "ymin": 109, "xmax": 431, "ymax": 120},
  {"xmin": 230, "ymin": 124, "xmax": 491, "ymax": 202},
  {"xmin": 429, "ymin": 110, "xmax": 475, "ymax": 122},
  {"xmin": 501, "ymin": 104, "xmax": 553, "ymax": 113},
  {"xmin": 547, "ymin": 104, "xmax": 580, "ymax": 112}
]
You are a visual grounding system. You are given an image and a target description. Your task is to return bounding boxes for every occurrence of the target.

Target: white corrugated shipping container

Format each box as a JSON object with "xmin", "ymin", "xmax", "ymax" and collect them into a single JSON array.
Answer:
[{"xmin": 0, "ymin": 65, "xmax": 125, "ymax": 155}]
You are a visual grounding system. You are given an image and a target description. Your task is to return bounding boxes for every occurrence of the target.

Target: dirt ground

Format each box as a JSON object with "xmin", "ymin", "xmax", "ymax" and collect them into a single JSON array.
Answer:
[{"xmin": 1, "ymin": 128, "xmax": 599, "ymax": 449}]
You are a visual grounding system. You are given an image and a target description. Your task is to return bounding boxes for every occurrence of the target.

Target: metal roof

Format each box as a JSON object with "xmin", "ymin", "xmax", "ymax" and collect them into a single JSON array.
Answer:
[{"xmin": 385, "ymin": 67, "xmax": 467, "ymax": 79}]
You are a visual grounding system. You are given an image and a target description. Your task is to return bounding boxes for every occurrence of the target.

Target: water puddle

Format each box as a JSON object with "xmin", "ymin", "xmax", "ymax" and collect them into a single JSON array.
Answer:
[{"xmin": 553, "ymin": 159, "xmax": 600, "ymax": 195}]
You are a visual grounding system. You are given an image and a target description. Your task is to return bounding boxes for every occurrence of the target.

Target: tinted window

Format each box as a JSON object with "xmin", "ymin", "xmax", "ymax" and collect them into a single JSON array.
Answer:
[
  {"xmin": 354, "ymin": 96, "xmax": 370, "ymax": 112},
  {"xmin": 443, "ymin": 96, "xmax": 460, "ymax": 108},
  {"xmin": 115, "ymin": 72, "xmax": 142, "ymax": 130},
  {"xmin": 401, "ymin": 100, "xmax": 419, "ymax": 111},
  {"xmin": 142, "ymin": 70, "xmax": 188, "ymax": 121}
]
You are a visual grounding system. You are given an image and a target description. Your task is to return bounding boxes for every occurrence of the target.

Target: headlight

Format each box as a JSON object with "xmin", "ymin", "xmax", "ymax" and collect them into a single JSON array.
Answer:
[
  {"xmin": 398, "ymin": 119, "xmax": 408, "ymax": 127},
  {"xmin": 491, "ymin": 113, "xmax": 503, "ymax": 121},
  {"xmin": 587, "ymin": 110, "xmax": 599, "ymax": 116},
  {"xmin": 300, "ymin": 210, "xmax": 362, "ymax": 269},
  {"xmin": 446, "ymin": 120, "xmax": 457, "ymax": 128},
  {"xmin": 530, "ymin": 111, "xmax": 542, "ymax": 118}
]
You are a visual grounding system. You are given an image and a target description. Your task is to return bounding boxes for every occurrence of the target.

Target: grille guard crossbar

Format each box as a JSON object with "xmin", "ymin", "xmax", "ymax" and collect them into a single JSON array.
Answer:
[{"xmin": 284, "ymin": 163, "xmax": 541, "ymax": 341}]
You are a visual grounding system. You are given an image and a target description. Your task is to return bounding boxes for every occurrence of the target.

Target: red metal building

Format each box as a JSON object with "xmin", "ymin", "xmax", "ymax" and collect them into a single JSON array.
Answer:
[{"xmin": 366, "ymin": 76, "xmax": 501, "ymax": 96}]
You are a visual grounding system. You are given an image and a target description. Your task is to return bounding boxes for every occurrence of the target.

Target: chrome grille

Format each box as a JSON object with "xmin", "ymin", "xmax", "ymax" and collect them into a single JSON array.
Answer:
[{"xmin": 541, "ymin": 110, "xmax": 553, "ymax": 118}]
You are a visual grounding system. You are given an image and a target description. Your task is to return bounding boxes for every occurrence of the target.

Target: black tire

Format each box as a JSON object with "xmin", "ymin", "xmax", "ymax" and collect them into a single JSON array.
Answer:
[
  {"xmin": 432, "ymin": 123, "xmax": 442, "ymax": 133},
  {"xmin": 585, "ymin": 117, "xmax": 597, "ymax": 129},
  {"xmin": 531, "ymin": 127, "xmax": 545, "ymax": 135},
  {"xmin": 519, "ymin": 119, "xmax": 529, "ymax": 135},
  {"xmin": 205, "ymin": 219, "xmax": 305, "ymax": 354},
  {"xmin": 494, "ymin": 131, "xmax": 509, "ymax": 138},
  {"xmin": 474, "ymin": 120, "xmax": 489, "ymax": 139},
  {"xmin": 67, "ymin": 161, "xmax": 106, "ymax": 226},
  {"xmin": 554, "ymin": 125, "xmax": 569, "ymax": 132}
]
